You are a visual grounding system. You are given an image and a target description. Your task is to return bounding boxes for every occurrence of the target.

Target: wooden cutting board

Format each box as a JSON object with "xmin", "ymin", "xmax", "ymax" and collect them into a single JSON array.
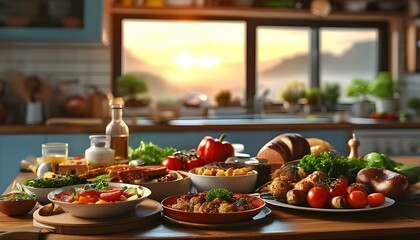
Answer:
[{"xmin": 33, "ymin": 199, "xmax": 161, "ymax": 235}]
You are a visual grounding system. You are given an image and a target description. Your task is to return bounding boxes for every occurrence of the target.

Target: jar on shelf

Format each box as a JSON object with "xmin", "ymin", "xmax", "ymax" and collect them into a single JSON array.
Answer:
[{"xmin": 85, "ymin": 135, "xmax": 115, "ymax": 167}]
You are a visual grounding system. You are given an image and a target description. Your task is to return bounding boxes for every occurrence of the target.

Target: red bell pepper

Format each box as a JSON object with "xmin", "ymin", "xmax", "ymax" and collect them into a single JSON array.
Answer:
[{"xmin": 196, "ymin": 133, "xmax": 235, "ymax": 164}]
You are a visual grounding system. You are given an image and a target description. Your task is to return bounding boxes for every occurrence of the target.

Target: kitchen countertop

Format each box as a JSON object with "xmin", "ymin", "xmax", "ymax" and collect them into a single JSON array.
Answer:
[
  {"xmin": 1, "ymin": 117, "xmax": 420, "ymax": 134},
  {"xmin": 0, "ymin": 170, "xmax": 419, "ymax": 240}
]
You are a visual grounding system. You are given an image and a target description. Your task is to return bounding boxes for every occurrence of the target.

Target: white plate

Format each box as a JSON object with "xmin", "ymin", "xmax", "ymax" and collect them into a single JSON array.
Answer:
[
  {"xmin": 264, "ymin": 197, "xmax": 395, "ymax": 212},
  {"xmin": 48, "ymin": 183, "xmax": 151, "ymax": 218}
]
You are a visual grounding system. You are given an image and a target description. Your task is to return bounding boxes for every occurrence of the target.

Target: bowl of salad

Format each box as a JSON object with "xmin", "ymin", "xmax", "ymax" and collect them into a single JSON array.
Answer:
[
  {"xmin": 0, "ymin": 192, "xmax": 37, "ymax": 216},
  {"xmin": 48, "ymin": 180, "xmax": 151, "ymax": 218},
  {"xmin": 22, "ymin": 174, "xmax": 87, "ymax": 205}
]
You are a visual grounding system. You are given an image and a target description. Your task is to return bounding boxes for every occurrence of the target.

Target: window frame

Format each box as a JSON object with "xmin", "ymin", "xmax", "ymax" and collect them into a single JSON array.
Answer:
[{"xmin": 111, "ymin": 12, "xmax": 389, "ymax": 111}]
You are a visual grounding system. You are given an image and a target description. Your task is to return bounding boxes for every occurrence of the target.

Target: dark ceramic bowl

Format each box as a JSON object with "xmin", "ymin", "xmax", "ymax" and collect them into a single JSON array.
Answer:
[{"xmin": 0, "ymin": 193, "xmax": 37, "ymax": 216}]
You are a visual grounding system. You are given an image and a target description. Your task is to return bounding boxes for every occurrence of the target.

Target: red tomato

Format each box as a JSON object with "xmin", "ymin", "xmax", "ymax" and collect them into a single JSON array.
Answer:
[
  {"xmin": 307, "ymin": 185, "xmax": 330, "ymax": 208},
  {"xmin": 329, "ymin": 181, "xmax": 348, "ymax": 199},
  {"xmin": 347, "ymin": 183, "xmax": 367, "ymax": 196},
  {"xmin": 186, "ymin": 157, "xmax": 205, "ymax": 170},
  {"xmin": 78, "ymin": 195, "xmax": 98, "ymax": 204},
  {"xmin": 162, "ymin": 156, "xmax": 184, "ymax": 170},
  {"xmin": 347, "ymin": 190, "xmax": 368, "ymax": 208},
  {"xmin": 367, "ymin": 193, "xmax": 385, "ymax": 207},
  {"xmin": 385, "ymin": 113, "xmax": 397, "ymax": 120},
  {"xmin": 99, "ymin": 190, "xmax": 123, "ymax": 202},
  {"xmin": 79, "ymin": 189, "xmax": 102, "ymax": 198}
]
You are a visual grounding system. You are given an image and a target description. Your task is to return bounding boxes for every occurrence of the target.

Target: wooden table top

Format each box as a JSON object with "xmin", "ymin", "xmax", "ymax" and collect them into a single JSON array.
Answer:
[{"xmin": 1, "ymin": 172, "xmax": 419, "ymax": 240}]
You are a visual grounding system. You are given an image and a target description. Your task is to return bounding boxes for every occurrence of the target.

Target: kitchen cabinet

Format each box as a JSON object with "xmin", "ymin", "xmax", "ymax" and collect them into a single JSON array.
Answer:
[
  {"xmin": 0, "ymin": 0, "xmax": 103, "ymax": 42},
  {"xmin": 406, "ymin": 18, "xmax": 420, "ymax": 73}
]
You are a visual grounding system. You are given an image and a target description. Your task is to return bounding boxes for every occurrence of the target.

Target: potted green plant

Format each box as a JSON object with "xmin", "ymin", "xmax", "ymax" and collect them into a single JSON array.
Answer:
[
  {"xmin": 278, "ymin": 80, "xmax": 305, "ymax": 113},
  {"xmin": 321, "ymin": 83, "xmax": 340, "ymax": 111},
  {"xmin": 116, "ymin": 73, "xmax": 150, "ymax": 107},
  {"xmin": 304, "ymin": 87, "xmax": 321, "ymax": 113},
  {"xmin": 346, "ymin": 77, "xmax": 372, "ymax": 117},
  {"xmin": 368, "ymin": 72, "xmax": 400, "ymax": 113},
  {"xmin": 408, "ymin": 97, "xmax": 420, "ymax": 116}
]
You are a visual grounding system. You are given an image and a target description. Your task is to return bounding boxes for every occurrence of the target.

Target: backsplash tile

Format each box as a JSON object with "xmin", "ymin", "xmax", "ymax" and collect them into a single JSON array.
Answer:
[{"xmin": 0, "ymin": 42, "xmax": 110, "ymax": 123}]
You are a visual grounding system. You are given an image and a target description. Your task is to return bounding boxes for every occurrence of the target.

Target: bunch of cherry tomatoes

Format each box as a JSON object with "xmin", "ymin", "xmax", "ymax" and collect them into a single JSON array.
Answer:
[
  {"xmin": 307, "ymin": 179, "xmax": 385, "ymax": 209},
  {"xmin": 162, "ymin": 150, "xmax": 205, "ymax": 171}
]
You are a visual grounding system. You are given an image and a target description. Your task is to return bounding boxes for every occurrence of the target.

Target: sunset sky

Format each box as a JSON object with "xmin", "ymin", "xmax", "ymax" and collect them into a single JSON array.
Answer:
[{"xmin": 122, "ymin": 19, "xmax": 377, "ymax": 103}]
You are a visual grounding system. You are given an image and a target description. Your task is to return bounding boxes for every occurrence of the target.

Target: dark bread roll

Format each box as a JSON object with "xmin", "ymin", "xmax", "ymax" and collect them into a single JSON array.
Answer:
[{"xmin": 356, "ymin": 167, "xmax": 410, "ymax": 199}]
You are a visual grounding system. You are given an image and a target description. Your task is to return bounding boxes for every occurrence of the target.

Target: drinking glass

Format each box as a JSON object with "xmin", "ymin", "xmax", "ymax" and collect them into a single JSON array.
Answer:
[{"xmin": 42, "ymin": 143, "xmax": 68, "ymax": 174}]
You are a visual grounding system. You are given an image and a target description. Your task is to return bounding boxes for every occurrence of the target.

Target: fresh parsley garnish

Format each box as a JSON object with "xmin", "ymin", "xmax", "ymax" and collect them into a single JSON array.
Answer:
[{"xmin": 205, "ymin": 188, "xmax": 233, "ymax": 202}]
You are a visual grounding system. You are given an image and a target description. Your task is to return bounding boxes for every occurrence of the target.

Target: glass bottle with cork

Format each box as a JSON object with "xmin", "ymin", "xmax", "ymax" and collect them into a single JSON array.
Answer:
[{"xmin": 106, "ymin": 97, "xmax": 129, "ymax": 163}]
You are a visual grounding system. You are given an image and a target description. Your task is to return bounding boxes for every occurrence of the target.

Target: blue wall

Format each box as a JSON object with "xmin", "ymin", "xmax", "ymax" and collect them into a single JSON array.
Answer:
[{"xmin": 0, "ymin": 129, "xmax": 349, "ymax": 193}]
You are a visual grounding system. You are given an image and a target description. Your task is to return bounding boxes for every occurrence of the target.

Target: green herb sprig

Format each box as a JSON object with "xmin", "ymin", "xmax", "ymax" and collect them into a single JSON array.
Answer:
[
  {"xmin": 23, "ymin": 175, "xmax": 87, "ymax": 188},
  {"xmin": 205, "ymin": 188, "xmax": 233, "ymax": 202}
]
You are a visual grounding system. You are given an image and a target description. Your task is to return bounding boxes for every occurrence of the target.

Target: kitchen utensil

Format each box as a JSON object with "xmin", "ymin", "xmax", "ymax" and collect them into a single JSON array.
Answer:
[
  {"xmin": 9, "ymin": 72, "xmax": 30, "ymax": 102},
  {"xmin": 25, "ymin": 102, "xmax": 43, "ymax": 124},
  {"xmin": 25, "ymin": 76, "xmax": 41, "ymax": 102}
]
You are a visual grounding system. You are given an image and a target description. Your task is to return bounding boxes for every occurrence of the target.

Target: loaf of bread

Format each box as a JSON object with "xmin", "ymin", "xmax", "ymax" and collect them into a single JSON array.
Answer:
[{"xmin": 256, "ymin": 133, "xmax": 310, "ymax": 173}]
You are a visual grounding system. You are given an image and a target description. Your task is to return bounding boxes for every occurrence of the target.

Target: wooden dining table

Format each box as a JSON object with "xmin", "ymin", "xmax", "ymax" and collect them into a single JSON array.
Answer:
[{"xmin": 1, "ymin": 167, "xmax": 419, "ymax": 240}]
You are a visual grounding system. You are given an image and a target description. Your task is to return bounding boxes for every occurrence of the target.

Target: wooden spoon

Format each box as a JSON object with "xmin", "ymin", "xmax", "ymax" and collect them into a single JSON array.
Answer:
[
  {"xmin": 25, "ymin": 76, "xmax": 41, "ymax": 102},
  {"xmin": 39, "ymin": 203, "xmax": 64, "ymax": 216},
  {"xmin": 9, "ymin": 72, "xmax": 30, "ymax": 102}
]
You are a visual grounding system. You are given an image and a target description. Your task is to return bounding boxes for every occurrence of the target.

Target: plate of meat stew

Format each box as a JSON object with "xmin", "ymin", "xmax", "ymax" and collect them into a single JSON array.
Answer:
[{"xmin": 161, "ymin": 189, "xmax": 265, "ymax": 224}]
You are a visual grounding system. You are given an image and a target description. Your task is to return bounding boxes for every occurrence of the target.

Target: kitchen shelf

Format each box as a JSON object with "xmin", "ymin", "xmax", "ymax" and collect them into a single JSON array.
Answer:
[
  {"xmin": 110, "ymin": 5, "xmax": 404, "ymax": 22},
  {"xmin": 0, "ymin": 0, "xmax": 103, "ymax": 42}
]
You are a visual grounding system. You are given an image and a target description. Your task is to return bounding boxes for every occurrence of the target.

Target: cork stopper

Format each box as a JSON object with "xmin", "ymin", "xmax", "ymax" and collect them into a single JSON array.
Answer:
[
  {"xmin": 110, "ymin": 97, "xmax": 125, "ymax": 108},
  {"xmin": 347, "ymin": 133, "xmax": 360, "ymax": 159}
]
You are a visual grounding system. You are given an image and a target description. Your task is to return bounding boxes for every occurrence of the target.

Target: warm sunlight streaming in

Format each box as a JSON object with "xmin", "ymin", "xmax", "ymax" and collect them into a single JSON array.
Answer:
[
  {"xmin": 122, "ymin": 20, "xmax": 246, "ymax": 103},
  {"xmin": 175, "ymin": 52, "xmax": 220, "ymax": 69}
]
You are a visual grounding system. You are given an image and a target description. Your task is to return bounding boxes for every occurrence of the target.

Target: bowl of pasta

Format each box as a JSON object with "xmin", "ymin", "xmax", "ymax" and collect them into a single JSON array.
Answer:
[{"xmin": 189, "ymin": 165, "xmax": 258, "ymax": 193}]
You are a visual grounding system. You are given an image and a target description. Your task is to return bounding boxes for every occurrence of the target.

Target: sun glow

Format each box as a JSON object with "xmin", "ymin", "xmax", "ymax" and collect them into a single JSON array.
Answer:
[{"xmin": 175, "ymin": 52, "xmax": 220, "ymax": 69}]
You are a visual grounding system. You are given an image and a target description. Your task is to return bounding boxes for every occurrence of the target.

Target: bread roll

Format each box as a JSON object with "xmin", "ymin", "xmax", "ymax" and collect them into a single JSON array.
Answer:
[{"xmin": 257, "ymin": 133, "xmax": 310, "ymax": 173}]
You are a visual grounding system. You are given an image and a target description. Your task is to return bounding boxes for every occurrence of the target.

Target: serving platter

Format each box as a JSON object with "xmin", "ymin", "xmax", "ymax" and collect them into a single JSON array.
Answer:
[
  {"xmin": 163, "ymin": 206, "xmax": 272, "ymax": 229},
  {"xmin": 264, "ymin": 197, "xmax": 395, "ymax": 213},
  {"xmin": 33, "ymin": 198, "xmax": 161, "ymax": 235},
  {"xmin": 161, "ymin": 193, "xmax": 266, "ymax": 224}
]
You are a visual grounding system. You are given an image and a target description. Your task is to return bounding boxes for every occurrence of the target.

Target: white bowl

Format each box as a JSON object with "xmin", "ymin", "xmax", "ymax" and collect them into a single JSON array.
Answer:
[
  {"xmin": 47, "ymin": 183, "xmax": 151, "ymax": 218},
  {"xmin": 22, "ymin": 185, "xmax": 58, "ymax": 205},
  {"xmin": 141, "ymin": 171, "xmax": 191, "ymax": 202},
  {"xmin": 189, "ymin": 169, "xmax": 258, "ymax": 193}
]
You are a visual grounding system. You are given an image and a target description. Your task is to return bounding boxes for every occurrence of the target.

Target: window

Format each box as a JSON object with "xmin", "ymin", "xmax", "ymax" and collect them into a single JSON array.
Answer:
[
  {"xmin": 122, "ymin": 19, "xmax": 246, "ymax": 106},
  {"xmin": 320, "ymin": 28, "xmax": 379, "ymax": 103},
  {"xmin": 113, "ymin": 14, "xmax": 388, "ymax": 112},
  {"xmin": 257, "ymin": 26, "xmax": 310, "ymax": 103}
]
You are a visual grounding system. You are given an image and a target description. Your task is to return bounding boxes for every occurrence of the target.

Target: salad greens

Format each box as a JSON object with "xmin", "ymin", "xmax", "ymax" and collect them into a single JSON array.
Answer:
[
  {"xmin": 298, "ymin": 151, "xmax": 420, "ymax": 184},
  {"xmin": 0, "ymin": 193, "xmax": 37, "ymax": 201},
  {"xmin": 83, "ymin": 179, "xmax": 110, "ymax": 190},
  {"xmin": 364, "ymin": 152, "xmax": 401, "ymax": 169},
  {"xmin": 23, "ymin": 174, "xmax": 87, "ymax": 188},
  {"xmin": 299, "ymin": 152, "xmax": 365, "ymax": 178},
  {"xmin": 130, "ymin": 141, "xmax": 176, "ymax": 165},
  {"xmin": 205, "ymin": 188, "xmax": 233, "ymax": 202}
]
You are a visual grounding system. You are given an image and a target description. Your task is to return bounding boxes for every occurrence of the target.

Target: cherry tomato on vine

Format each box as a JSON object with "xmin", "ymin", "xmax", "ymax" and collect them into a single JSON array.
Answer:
[
  {"xmin": 307, "ymin": 185, "xmax": 329, "ymax": 208},
  {"xmin": 347, "ymin": 190, "xmax": 368, "ymax": 208},
  {"xmin": 329, "ymin": 180, "xmax": 348, "ymax": 198},
  {"xmin": 367, "ymin": 193, "xmax": 385, "ymax": 207},
  {"xmin": 347, "ymin": 183, "xmax": 367, "ymax": 196}
]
